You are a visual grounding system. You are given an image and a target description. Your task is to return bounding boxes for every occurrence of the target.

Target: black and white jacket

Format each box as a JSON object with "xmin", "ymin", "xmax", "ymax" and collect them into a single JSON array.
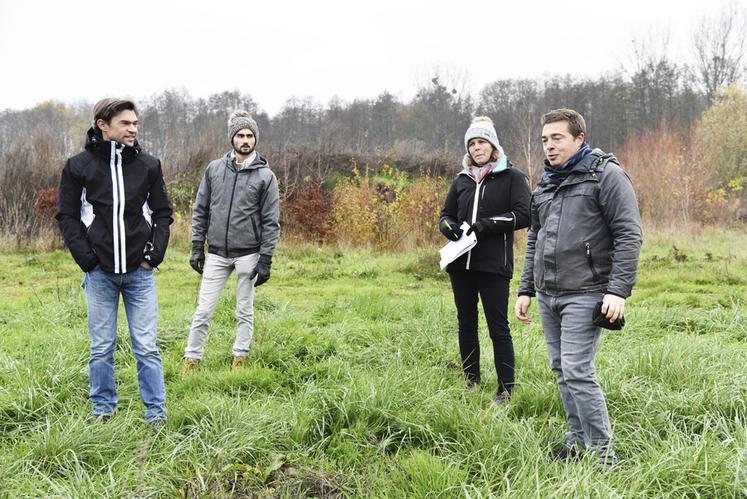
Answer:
[
  {"xmin": 440, "ymin": 157, "xmax": 531, "ymax": 277},
  {"xmin": 56, "ymin": 128, "xmax": 173, "ymax": 273}
]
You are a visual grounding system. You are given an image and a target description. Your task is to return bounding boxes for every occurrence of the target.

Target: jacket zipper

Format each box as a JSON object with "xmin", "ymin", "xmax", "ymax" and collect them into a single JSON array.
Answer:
[
  {"xmin": 251, "ymin": 216, "xmax": 259, "ymax": 243},
  {"xmin": 465, "ymin": 179, "xmax": 483, "ymax": 270},
  {"xmin": 225, "ymin": 169, "xmax": 239, "ymax": 257},
  {"xmin": 110, "ymin": 142, "xmax": 127, "ymax": 274},
  {"xmin": 503, "ymin": 233, "xmax": 507, "ymax": 267},
  {"xmin": 585, "ymin": 242, "xmax": 600, "ymax": 280}
]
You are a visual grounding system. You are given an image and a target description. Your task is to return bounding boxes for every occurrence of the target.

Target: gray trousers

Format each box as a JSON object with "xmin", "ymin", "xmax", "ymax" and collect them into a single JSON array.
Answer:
[
  {"xmin": 185, "ymin": 252, "xmax": 259, "ymax": 359},
  {"xmin": 537, "ymin": 292, "xmax": 616, "ymax": 462}
]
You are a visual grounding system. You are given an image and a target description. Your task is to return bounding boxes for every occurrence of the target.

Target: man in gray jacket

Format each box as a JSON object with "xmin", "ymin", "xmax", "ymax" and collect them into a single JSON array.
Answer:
[
  {"xmin": 515, "ymin": 108, "xmax": 642, "ymax": 466},
  {"xmin": 183, "ymin": 110, "xmax": 280, "ymax": 373}
]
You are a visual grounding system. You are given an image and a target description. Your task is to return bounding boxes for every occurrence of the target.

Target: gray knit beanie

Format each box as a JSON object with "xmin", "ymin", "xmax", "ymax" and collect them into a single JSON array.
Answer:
[
  {"xmin": 227, "ymin": 110, "xmax": 259, "ymax": 146},
  {"xmin": 464, "ymin": 116, "xmax": 499, "ymax": 152}
]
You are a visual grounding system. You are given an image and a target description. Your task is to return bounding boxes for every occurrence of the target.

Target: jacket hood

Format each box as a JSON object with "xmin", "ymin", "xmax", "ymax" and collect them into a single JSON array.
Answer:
[
  {"xmin": 84, "ymin": 127, "xmax": 141, "ymax": 156},
  {"xmin": 538, "ymin": 145, "xmax": 611, "ymax": 187}
]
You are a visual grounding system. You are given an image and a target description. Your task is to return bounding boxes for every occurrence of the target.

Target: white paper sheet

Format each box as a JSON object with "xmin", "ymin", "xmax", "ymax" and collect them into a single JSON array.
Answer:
[{"xmin": 439, "ymin": 222, "xmax": 477, "ymax": 271}]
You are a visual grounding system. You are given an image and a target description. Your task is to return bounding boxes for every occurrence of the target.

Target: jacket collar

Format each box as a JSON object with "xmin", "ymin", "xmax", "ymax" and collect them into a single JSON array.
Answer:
[
  {"xmin": 458, "ymin": 154, "xmax": 511, "ymax": 179},
  {"xmin": 84, "ymin": 127, "xmax": 141, "ymax": 159},
  {"xmin": 222, "ymin": 151, "xmax": 268, "ymax": 172}
]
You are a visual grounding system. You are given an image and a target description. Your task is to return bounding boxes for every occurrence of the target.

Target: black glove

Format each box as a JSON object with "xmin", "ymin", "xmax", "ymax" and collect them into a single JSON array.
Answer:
[
  {"xmin": 467, "ymin": 214, "xmax": 516, "ymax": 238},
  {"xmin": 439, "ymin": 218, "xmax": 463, "ymax": 241},
  {"xmin": 466, "ymin": 219, "xmax": 487, "ymax": 238},
  {"xmin": 250, "ymin": 254, "xmax": 272, "ymax": 286},
  {"xmin": 190, "ymin": 242, "xmax": 205, "ymax": 274}
]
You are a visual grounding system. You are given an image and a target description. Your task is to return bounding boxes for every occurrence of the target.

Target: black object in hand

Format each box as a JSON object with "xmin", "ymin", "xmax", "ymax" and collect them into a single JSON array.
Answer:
[{"xmin": 592, "ymin": 301, "xmax": 625, "ymax": 330}]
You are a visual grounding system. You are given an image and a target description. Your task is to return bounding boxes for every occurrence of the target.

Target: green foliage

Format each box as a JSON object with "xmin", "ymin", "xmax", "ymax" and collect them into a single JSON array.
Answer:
[
  {"xmin": 700, "ymin": 83, "xmax": 747, "ymax": 186},
  {"xmin": 330, "ymin": 165, "xmax": 448, "ymax": 250},
  {"xmin": 1, "ymin": 230, "xmax": 746, "ymax": 496}
]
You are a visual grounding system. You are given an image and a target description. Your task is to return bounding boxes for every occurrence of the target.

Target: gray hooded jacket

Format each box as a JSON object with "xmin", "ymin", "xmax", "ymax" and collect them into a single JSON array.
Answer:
[
  {"xmin": 192, "ymin": 152, "xmax": 280, "ymax": 258},
  {"xmin": 518, "ymin": 149, "xmax": 642, "ymax": 298}
]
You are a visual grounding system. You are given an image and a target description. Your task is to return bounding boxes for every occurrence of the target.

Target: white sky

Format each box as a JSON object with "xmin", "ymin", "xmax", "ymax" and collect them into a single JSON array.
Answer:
[{"xmin": 0, "ymin": 0, "xmax": 723, "ymax": 116}]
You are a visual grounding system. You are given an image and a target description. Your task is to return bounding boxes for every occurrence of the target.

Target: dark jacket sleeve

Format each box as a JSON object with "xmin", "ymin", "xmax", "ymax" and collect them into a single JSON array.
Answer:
[
  {"xmin": 510, "ymin": 171, "xmax": 531, "ymax": 230},
  {"xmin": 482, "ymin": 170, "xmax": 531, "ymax": 234},
  {"xmin": 191, "ymin": 167, "xmax": 211, "ymax": 245},
  {"xmin": 144, "ymin": 160, "xmax": 173, "ymax": 267},
  {"xmin": 259, "ymin": 172, "xmax": 281, "ymax": 257},
  {"xmin": 518, "ymin": 193, "xmax": 540, "ymax": 296},
  {"xmin": 56, "ymin": 159, "xmax": 99, "ymax": 272},
  {"xmin": 598, "ymin": 164, "xmax": 643, "ymax": 298}
]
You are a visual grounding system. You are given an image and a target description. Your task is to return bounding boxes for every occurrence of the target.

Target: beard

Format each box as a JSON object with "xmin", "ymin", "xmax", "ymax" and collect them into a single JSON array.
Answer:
[{"xmin": 233, "ymin": 143, "xmax": 254, "ymax": 156}]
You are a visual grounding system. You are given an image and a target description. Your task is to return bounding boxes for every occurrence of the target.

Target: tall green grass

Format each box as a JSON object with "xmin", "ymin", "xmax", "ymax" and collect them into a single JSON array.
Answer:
[{"xmin": 0, "ymin": 229, "xmax": 745, "ymax": 496}]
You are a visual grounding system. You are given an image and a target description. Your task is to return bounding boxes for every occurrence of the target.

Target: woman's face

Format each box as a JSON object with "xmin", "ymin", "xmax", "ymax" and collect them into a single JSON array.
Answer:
[{"xmin": 468, "ymin": 138, "xmax": 494, "ymax": 166}]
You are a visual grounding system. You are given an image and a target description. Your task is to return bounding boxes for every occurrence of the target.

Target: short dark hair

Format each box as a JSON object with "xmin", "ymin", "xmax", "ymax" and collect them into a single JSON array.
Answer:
[
  {"xmin": 93, "ymin": 98, "xmax": 137, "ymax": 128},
  {"xmin": 541, "ymin": 108, "xmax": 586, "ymax": 138}
]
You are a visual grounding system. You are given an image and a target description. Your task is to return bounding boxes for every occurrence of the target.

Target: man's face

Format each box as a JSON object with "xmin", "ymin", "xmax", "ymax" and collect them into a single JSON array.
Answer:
[
  {"xmin": 98, "ymin": 109, "xmax": 138, "ymax": 147},
  {"xmin": 541, "ymin": 121, "xmax": 584, "ymax": 166},
  {"xmin": 232, "ymin": 129, "xmax": 256, "ymax": 156}
]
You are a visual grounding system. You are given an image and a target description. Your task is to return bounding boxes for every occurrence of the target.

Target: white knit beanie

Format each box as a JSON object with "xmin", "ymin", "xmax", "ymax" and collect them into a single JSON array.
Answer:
[
  {"xmin": 464, "ymin": 116, "xmax": 500, "ymax": 152},
  {"xmin": 227, "ymin": 110, "xmax": 258, "ymax": 146}
]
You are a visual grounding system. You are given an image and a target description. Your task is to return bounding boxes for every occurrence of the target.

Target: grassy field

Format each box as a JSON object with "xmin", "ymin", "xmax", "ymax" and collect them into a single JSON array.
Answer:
[{"xmin": 1, "ymin": 229, "xmax": 746, "ymax": 497}]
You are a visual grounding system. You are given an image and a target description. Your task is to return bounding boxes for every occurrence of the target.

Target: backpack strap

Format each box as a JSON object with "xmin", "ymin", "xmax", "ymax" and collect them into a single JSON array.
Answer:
[{"xmin": 590, "ymin": 153, "xmax": 619, "ymax": 174}]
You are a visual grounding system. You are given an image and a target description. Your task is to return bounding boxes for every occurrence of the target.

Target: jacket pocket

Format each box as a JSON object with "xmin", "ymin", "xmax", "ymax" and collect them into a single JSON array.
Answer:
[
  {"xmin": 532, "ymin": 192, "xmax": 554, "ymax": 228},
  {"xmin": 250, "ymin": 216, "xmax": 259, "ymax": 242},
  {"xmin": 503, "ymin": 233, "xmax": 508, "ymax": 267},
  {"xmin": 585, "ymin": 242, "xmax": 600, "ymax": 281},
  {"xmin": 86, "ymin": 215, "xmax": 109, "ymax": 246}
]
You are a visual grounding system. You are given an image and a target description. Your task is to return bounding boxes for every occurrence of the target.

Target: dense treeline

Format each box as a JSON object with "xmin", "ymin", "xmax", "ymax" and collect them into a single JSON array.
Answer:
[{"xmin": 1, "ymin": 4, "xmax": 745, "ymax": 245}]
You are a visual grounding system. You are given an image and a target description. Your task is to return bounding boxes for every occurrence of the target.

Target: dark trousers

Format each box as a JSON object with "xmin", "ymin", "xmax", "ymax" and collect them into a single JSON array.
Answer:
[{"xmin": 449, "ymin": 270, "xmax": 514, "ymax": 393}]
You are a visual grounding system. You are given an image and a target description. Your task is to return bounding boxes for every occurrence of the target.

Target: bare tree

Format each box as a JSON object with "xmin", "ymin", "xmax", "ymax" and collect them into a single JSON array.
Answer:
[{"xmin": 692, "ymin": 1, "xmax": 746, "ymax": 103}]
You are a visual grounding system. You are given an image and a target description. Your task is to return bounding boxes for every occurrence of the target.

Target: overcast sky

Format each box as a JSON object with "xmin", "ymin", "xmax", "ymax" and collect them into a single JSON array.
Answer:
[{"xmin": 0, "ymin": 0, "xmax": 722, "ymax": 116}]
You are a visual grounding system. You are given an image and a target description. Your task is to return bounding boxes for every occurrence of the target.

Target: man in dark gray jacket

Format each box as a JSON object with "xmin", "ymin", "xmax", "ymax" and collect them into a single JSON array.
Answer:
[
  {"xmin": 515, "ymin": 108, "xmax": 642, "ymax": 466},
  {"xmin": 183, "ymin": 110, "xmax": 280, "ymax": 373}
]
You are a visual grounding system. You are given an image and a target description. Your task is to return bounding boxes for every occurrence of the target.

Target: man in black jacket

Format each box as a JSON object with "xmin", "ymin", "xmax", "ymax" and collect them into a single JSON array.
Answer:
[
  {"xmin": 515, "ymin": 109, "xmax": 642, "ymax": 466},
  {"xmin": 57, "ymin": 98, "xmax": 173, "ymax": 425}
]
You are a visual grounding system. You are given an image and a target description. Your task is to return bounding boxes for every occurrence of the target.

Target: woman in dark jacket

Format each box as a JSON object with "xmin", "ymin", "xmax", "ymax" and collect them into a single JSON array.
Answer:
[{"xmin": 439, "ymin": 116, "xmax": 531, "ymax": 403}]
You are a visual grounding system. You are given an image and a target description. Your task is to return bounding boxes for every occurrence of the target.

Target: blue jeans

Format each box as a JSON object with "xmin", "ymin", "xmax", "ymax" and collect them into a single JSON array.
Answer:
[
  {"xmin": 83, "ymin": 266, "xmax": 166, "ymax": 421},
  {"xmin": 537, "ymin": 292, "xmax": 616, "ymax": 463}
]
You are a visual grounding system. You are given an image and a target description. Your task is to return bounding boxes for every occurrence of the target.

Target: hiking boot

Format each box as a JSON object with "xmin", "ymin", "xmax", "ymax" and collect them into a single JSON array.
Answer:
[
  {"xmin": 466, "ymin": 379, "xmax": 479, "ymax": 391},
  {"xmin": 148, "ymin": 417, "xmax": 166, "ymax": 431},
  {"xmin": 86, "ymin": 413, "xmax": 112, "ymax": 425},
  {"xmin": 493, "ymin": 390, "xmax": 511, "ymax": 405},
  {"xmin": 597, "ymin": 451, "xmax": 620, "ymax": 469},
  {"xmin": 231, "ymin": 356, "xmax": 246, "ymax": 370},
  {"xmin": 182, "ymin": 358, "xmax": 200, "ymax": 376},
  {"xmin": 549, "ymin": 445, "xmax": 582, "ymax": 462}
]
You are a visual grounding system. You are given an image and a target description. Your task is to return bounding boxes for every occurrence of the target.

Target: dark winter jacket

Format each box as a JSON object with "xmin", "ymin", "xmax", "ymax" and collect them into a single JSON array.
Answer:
[
  {"xmin": 440, "ymin": 157, "xmax": 531, "ymax": 277},
  {"xmin": 518, "ymin": 148, "xmax": 643, "ymax": 298},
  {"xmin": 192, "ymin": 152, "xmax": 280, "ymax": 258},
  {"xmin": 56, "ymin": 128, "xmax": 173, "ymax": 273}
]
